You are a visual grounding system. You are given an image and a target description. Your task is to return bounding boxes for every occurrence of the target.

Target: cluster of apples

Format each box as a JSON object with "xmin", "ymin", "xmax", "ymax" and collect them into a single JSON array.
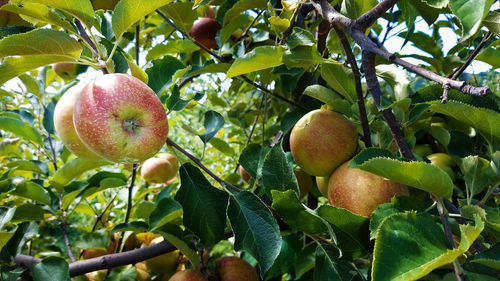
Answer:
[
  {"xmin": 54, "ymin": 73, "xmax": 169, "ymax": 164},
  {"xmin": 169, "ymin": 256, "xmax": 259, "ymax": 281},
  {"xmin": 290, "ymin": 109, "xmax": 408, "ymax": 218}
]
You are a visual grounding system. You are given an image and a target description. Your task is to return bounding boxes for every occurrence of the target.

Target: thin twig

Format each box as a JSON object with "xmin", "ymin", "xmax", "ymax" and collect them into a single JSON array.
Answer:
[
  {"xmin": 135, "ymin": 24, "xmax": 140, "ymax": 66},
  {"xmin": 441, "ymin": 83, "xmax": 451, "ymax": 104},
  {"xmin": 166, "ymin": 138, "xmax": 242, "ymax": 193},
  {"xmin": 334, "ymin": 26, "xmax": 372, "ymax": 147},
  {"xmin": 449, "ymin": 31, "xmax": 493, "ymax": 79},
  {"xmin": 239, "ymin": 10, "xmax": 264, "ymax": 41}
]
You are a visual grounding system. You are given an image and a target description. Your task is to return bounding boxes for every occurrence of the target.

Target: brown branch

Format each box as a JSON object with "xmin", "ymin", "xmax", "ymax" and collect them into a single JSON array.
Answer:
[
  {"xmin": 334, "ymin": 26, "xmax": 372, "ymax": 147},
  {"xmin": 166, "ymin": 138, "xmax": 242, "ymax": 193},
  {"xmin": 354, "ymin": 0, "xmax": 397, "ymax": 29},
  {"xmin": 449, "ymin": 31, "xmax": 493, "ymax": 79},
  {"xmin": 310, "ymin": 0, "xmax": 491, "ymax": 97}
]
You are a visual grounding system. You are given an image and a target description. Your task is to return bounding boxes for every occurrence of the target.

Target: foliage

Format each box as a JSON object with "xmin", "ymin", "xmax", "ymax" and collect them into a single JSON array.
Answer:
[{"xmin": 0, "ymin": 0, "xmax": 499, "ymax": 280}]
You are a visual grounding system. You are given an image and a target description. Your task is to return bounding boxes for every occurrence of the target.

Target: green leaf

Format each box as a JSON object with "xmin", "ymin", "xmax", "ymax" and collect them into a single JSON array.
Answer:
[
  {"xmin": 408, "ymin": 0, "xmax": 440, "ymax": 25},
  {"xmin": 146, "ymin": 55, "xmax": 185, "ymax": 94},
  {"xmin": 6, "ymin": 160, "xmax": 48, "ymax": 175},
  {"xmin": 0, "ymin": 117, "xmax": 43, "ymax": 145},
  {"xmin": 146, "ymin": 39, "xmax": 200, "ymax": 60},
  {"xmin": 372, "ymin": 213, "xmax": 484, "ymax": 281},
  {"xmin": 226, "ymin": 46, "xmax": 284, "ymax": 78},
  {"xmin": 112, "ymin": 0, "xmax": 175, "ymax": 41},
  {"xmin": 483, "ymin": 11, "xmax": 500, "ymax": 35},
  {"xmin": 238, "ymin": 144, "xmax": 270, "ymax": 179},
  {"xmin": 27, "ymin": 0, "xmax": 95, "ymax": 28},
  {"xmin": 112, "ymin": 221, "xmax": 149, "ymax": 233},
  {"xmin": 302, "ymin": 84, "xmax": 342, "ymax": 105},
  {"xmin": 223, "ymin": 0, "xmax": 266, "ymax": 24},
  {"xmin": 51, "ymin": 158, "xmax": 109, "ymax": 192},
  {"xmin": 156, "ymin": 223, "xmax": 200, "ymax": 270},
  {"xmin": 427, "ymin": 100, "xmax": 500, "ymax": 149},
  {"xmin": 0, "ymin": 55, "xmax": 77, "ymax": 84},
  {"xmin": 426, "ymin": 0, "xmax": 449, "ymax": 8},
  {"xmin": 320, "ymin": 63, "xmax": 356, "ymax": 103},
  {"xmin": 350, "ymin": 148, "xmax": 454, "ymax": 198},
  {"xmin": 262, "ymin": 145, "xmax": 299, "ymax": 196},
  {"xmin": 282, "ymin": 46, "xmax": 323, "ymax": 69},
  {"xmin": 198, "ymin": 110, "xmax": 225, "ymax": 144},
  {"xmin": 460, "ymin": 156, "xmax": 490, "ymax": 198},
  {"xmin": 341, "ymin": 0, "xmax": 379, "ymax": 19},
  {"xmin": 148, "ymin": 198, "xmax": 183, "ymax": 231},
  {"xmin": 472, "ymin": 243, "xmax": 500, "ymax": 270},
  {"xmin": 271, "ymin": 190, "xmax": 328, "ymax": 234},
  {"xmin": 227, "ymin": 190, "xmax": 281, "ymax": 276},
  {"xmin": 398, "ymin": 31, "xmax": 443, "ymax": 58},
  {"xmin": 43, "ymin": 102, "xmax": 55, "ymax": 135},
  {"xmin": 124, "ymin": 57, "xmax": 148, "ymax": 84},
  {"xmin": 166, "ymin": 86, "xmax": 204, "ymax": 111},
  {"xmin": 209, "ymin": 137, "xmax": 235, "ymax": 156},
  {"xmin": 0, "ymin": 3, "xmax": 74, "ymax": 31},
  {"xmin": 314, "ymin": 243, "xmax": 356, "ymax": 281},
  {"xmin": 219, "ymin": 14, "xmax": 251, "ymax": 44},
  {"xmin": 429, "ymin": 125, "xmax": 451, "ymax": 147},
  {"xmin": 160, "ymin": 2, "xmax": 198, "ymax": 33},
  {"xmin": 476, "ymin": 46, "xmax": 500, "ymax": 69},
  {"xmin": 449, "ymin": 0, "xmax": 495, "ymax": 41},
  {"xmin": 286, "ymin": 27, "xmax": 316, "ymax": 49},
  {"xmin": 269, "ymin": 16, "xmax": 290, "ymax": 33},
  {"xmin": 175, "ymin": 163, "xmax": 228, "ymax": 245},
  {"xmin": 0, "ymin": 207, "xmax": 16, "ymax": 230},
  {"xmin": 264, "ymin": 233, "xmax": 303, "ymax": 280},
  {"xmin": 11, "ymin": 204, "xmax": 45, "ymax": 223},
  {"xmin": 30, "ymin": 256, "xmax": 70, "ymax": 281},
  {"xmin": 74, "ymin": 229, "xmax": 110, "ymax": 250},
  {"xmin": 11, "ymin": 179, "xmax": 51, "ymax": 205},
  {"xmin": 0, "ymin": 226, "xmax": 17, "ymax": 254},
  {"xmin": 317, "ymin": 205, "xmax": 370, "ymax": 259},
  {"xmin": 376, "ymin": 65, "xmax": 411, "ymax": 100}
]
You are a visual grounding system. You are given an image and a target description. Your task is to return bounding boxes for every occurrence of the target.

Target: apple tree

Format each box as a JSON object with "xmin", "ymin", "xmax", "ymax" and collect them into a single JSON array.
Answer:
[{"xmin": 0, "ymin": 0, "xmax": 499, "ymax": 280}]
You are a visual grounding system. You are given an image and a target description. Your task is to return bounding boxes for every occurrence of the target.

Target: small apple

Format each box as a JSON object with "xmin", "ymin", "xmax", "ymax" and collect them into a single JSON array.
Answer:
[
  {"xmin": 168, "ymin": 269, "xmax": 207, "ymax": 281},
  {"xmin": 159, "ymin": 153, "xmax": 179, "ymax": 175},
  {"xmin": 91, "ymin": 0, "xmax": 121, "ymax": 10},
  {"xmin": 294, "ymin": 168, "xmax": 312, "ymax": 198},
  {"xmin": 53, "ymin": 82, "xmax": 102, "ymax": 159},
  {"xmin": 81, "ymin": 233, "xmax": 119, "ymax": 259},
  {"xmin": 141, "ymin": 156, "xmax": 175, "ymax": 184},
  {"xmin": 73, "ymin": 73, "xmax": 169, "ymax": 163},
  {"xmin": 144, "ymin": 237, "xmax": 180, "ymax": 274},
  {"xmin": 328, "ymin": 161, "xmax": 408, "ymax": 218},
  {"xmin": 53, "ymin": 62, "xmax": 78, "ymax": 81},
  {"xmin": 239, "ymin": 165, "xmax": 250, "ymax": 182},
  {"xmin": 290, "ymin": 109, "xmax": 358, "ymax": 176},
  {"xmin": 315, "ymin": 176, "xmax": 329, "ymax": 197},
  {"xmin": 427, "ymin": 153, "xmax": 456, "ymax": 180},
  {"xmin": 216, "ymin": 256, "xmax": 259, "ymax": 281},
  {"xmin": 136, "ymin": 262, "xmax": 151, "ymax": 281},
  {"xmin": 189, "ymin": 17, "xmax": 221, "ymax": 50}
]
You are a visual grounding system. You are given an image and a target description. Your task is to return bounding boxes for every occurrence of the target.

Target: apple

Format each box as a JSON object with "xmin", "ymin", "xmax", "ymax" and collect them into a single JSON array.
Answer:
[
  {"xmin": 315, "ymin": 176, "xmax": 329, "ymax": 197},
  {"xmin": 53, "ymin": 63, "xmax": 78, "ymax": 81},
  {"xmin": 144, "ymin": 237, "xmax": 180, "ymax": 274},
  {"xmin": 189, "ymin": 17, "xmax": 221, "ymax": 50},
  {"xmin": 413, "ymin": 144, "xmax": 432, "ymax": 157},
  {"xmin": 53, "ymin": 82, "xmax": 102, "ymax": 159},
  {"xmin": 168, "ymin": 269, "xmax": 207, "ymax": 281},
  {"xmin": 327, "ymin": 161, "xmax": 408, "ymax": 218},
  {"xmin": 141, "ymin": 155, "xmax": 176, "ymax": 184},
  {"xmin": 136, "ymin": 262, "xmax": 151, "ymax": 281},
  {"xmin": 290, "ymin": 109, "xmax": 358, "ymax": 176},
  {"xmin": 91, "ymin": 0, "xmax": 121, "ymax": 11},
  {"xmin": 81, "ymin": 233, "xmax": 119, "ymax": 259},
  {"xmin": 159, "ymin": 153, "xmax": 179, "ymax": 174},
  {"xmin": 294, "ymin": 168, "xmax": 312, "ymax": 198},
  {"xmin": 427, "ymin": 153, "xmax": 456, "ymax": 180},
  {"xmin": 216, "ymin": 256, "xmax": 259, "ymax": 281},
  {"xmin": 73, "ymin": 73, "xmax": 169, "ymax": 163},
  {"xmin": 239, "ymin": 165, "xmax": 251, "ymax": 182}
]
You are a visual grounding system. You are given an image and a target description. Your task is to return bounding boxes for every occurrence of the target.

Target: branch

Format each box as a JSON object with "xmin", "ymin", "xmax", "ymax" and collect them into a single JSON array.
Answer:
[
  {"xmin": 334, "ymin": 26, "xmax": 372, "ymax": 147},
  {"xmin": 310, "ymin": 0, "xmax": 491, "ymax": 97},
  {"xmin": 74, "ymin": 19, "xmax": 108, "ymax": 74},
  {"xmin": 166, "ymin": 138, "xmax": 242, "ymax": 193},
  {"xmin": 354, "ymin": 0, "xmax": 397, "ymax": 29},
  {"xmin": 449, "ymin": 31, "xmax": 493, "ymax": 79}
]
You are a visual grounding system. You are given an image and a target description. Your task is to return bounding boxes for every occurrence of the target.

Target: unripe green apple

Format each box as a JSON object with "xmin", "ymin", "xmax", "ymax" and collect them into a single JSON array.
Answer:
[
  {"xmin": 315, "ymin": 176, "xmax": 329, "ymax": 197},
  {"xmin": 91, "ymin": 0, "xmax": 121, "ymax": 11},
  {"xmin": 73, "ymin": 74, "xmax": 169, "ymax": 163},
  {"xmin": 290, "ymin": 109, "xmax": 358, "ymax": 176},
  {"xmin": 141, "ymin": 156, "xmax": 175, "ymax": 184},
  {"xmin": 144, "ymin": 237, "xmax": 180, "ymax": 274},
  {"xmin": 239, "ymin": 165, "xmax": 250, "ymax": 182},
  {"xmin": 328, "ymin": 161, "xmax": 408, "ymax": 218},
  {"xmin": 53, "ymin": 63, "xmax": 78, "ymax": 81},
  {"xmin": 53, "ymin": 82, "xmax": 102, "ymax": 159},
  {"xmin": 189, "ymin": 17, "xmax": 221, "ymax": 50},
  {"xmin": 216, "ymin": 256, "xmax": 259, "ymax": 281},
  {"xmin": 427, "ymin": 153, "xmax": 456, "ymax": 180},
  {"xmin": 168, "ymin": 269, "xmax": 207, "ymax": 281},
  {"xmin": 294, "ymin": 168, "xmax": 312, "ymax": 198}
]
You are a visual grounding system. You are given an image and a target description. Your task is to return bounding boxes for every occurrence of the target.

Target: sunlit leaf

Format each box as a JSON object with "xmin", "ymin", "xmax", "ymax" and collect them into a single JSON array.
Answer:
[
  {"xmin": 0, "ymin": 117, "xmax": 43, "ymax": 145},
  {"xmin": 449, "ymin": 0, "xmax": 495, "ymax": 41},
  {"xmin": 226, "ymin": 46, "xmax": 284, "ymax": 78},
  {"xmin": 27, "ymin": 0, "xmax": 95, "ymax": 28}
]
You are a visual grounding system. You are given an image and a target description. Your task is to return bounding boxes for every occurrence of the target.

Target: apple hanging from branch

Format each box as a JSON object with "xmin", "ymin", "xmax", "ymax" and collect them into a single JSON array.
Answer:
[
  {"xmin": 73, "ymin": 74, "xmax": 168, "ymax": 163},
  {"xmin": 189, "ymin": 17, "xmax": 221, "ymax": 50}
]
